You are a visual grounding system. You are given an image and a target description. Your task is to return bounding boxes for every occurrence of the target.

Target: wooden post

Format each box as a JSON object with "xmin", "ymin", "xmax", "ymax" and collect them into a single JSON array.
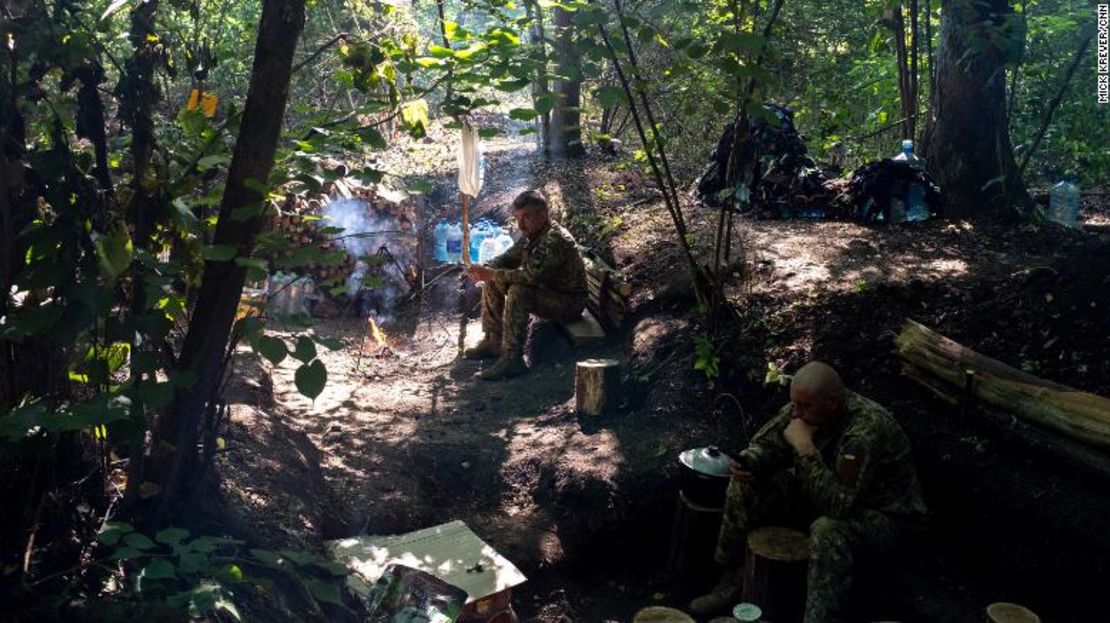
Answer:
[
  {"xmin": 741, "ymin": 526, "xmax": 809, "ymax": 623},
  {"xmin": 575, "ymin": 358, "xmax": 621, "ymax": 416},
  {"xmin": 461, "ymin": 193, "xmax": 471, "ymax": 266}
]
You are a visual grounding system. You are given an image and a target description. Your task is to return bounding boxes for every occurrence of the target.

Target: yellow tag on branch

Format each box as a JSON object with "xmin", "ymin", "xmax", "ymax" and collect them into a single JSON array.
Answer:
[{"xmin": 186, "ymin": 89, "xmax": 219, "ymax": 117}]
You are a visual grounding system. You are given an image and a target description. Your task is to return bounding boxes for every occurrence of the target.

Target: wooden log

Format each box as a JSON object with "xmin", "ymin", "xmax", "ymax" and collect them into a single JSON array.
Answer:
[
  {"xmin": 741, "ymin": 526, "xmax": 809, "ymax": 623},
  {"xmin": 575, "ymin": 358, "xmax": 620, "ymax": 416},
  {"xmin": 901, "ymin": 363, "xmax": 1110, "ymax": 482},
  {"xmin": 895, "ymin": 319, "xmax": 1110, "ymax": 449}
]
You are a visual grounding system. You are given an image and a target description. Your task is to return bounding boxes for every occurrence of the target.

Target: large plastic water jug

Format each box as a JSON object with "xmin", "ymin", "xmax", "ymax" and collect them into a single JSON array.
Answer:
[
  {"xmin": 446, "ymin": 222, "xmax": 463, "ymax": 264},
  {"xmin": 434, "ymin": 221, "xmax": 449, "ymax": 262},
  {"xmin": 469, "ymin": 220, "xmax": 490, "ymax": 264},
  {"xmin": 478, "ymin": 237, "xmax": 498, "ymax": 264},
  {"xmin": 893, "ymin": 139, "xmax": 928, "ymax": 222},
  {"xmin": 1049, "ymin": 174, "xmax": 1080, "ymax": 228},
  {"xmin": 494, "ymin": 228, "xmax": 514, "ymax": 256}
]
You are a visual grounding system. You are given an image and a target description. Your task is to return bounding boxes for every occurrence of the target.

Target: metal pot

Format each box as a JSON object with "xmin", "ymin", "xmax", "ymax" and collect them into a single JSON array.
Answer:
[{"xmin": 678, "ymin": 446, "xmax": 732, "ymax": 508}]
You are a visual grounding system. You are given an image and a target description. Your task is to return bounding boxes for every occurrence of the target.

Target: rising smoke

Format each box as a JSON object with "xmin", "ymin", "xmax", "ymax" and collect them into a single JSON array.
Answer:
[{"xmin": 321, "ymin": 197, "xmax": 417, "ymax": 321}]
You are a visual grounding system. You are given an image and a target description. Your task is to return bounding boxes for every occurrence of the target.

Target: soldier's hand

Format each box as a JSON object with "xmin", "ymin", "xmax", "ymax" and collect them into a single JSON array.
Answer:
[
  {"xmin": 466, "ymin": 265, "xmax": 493, "ymax": 283},
  {"xmin": 728, "ymin": 459, "xmax": 755, "ymax": 483},
  {"xmin": 783, "ymin": 417, "xmax": 818, "ymax": 456}
]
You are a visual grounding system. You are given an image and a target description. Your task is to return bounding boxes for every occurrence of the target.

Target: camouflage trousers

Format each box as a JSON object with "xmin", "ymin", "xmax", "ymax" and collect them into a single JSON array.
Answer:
[
  {"xmin": 480, "ymin": 282, "xmax": 585, "ymax": 357},
  {"xmin": 714, "ymin": 473, "xmax": 901, "ymax": 623}
]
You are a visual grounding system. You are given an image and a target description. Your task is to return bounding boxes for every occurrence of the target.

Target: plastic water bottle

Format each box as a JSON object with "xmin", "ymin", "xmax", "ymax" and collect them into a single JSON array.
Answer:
[
  {"xmin": 468, "ymin": 220, "xmax": 489, "ymax": 264},
  {"xmin": 893, "ymin": 139, "xmax": 929, "ymax": 222},
  {"xmin": 433, "ymin": 221, "xmax": 449, "ymax": 263},
  {"xmin": 494, "ymin": 227, "xmax": 514, "ymax": 256},
  {"xmin": 478, "ymin": 235, "xmax": 500, "ymax": 264},
  {"xmin": 446, "ymin": 222, "xmax": 463, "ymax": 264},
  {"xmin": 1049, "ymin": 173, "xmax": 1081, "ymax": 228}
]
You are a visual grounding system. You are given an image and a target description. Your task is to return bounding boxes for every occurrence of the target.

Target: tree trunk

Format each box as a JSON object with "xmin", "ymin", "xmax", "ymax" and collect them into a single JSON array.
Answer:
[
  {"xmin": 549, "ymin": 5, "xmax": 584, "ymax": 158},
  {"xmin": 924, "ymin": 0, "xmax": 1030, "ymax": 220},
  {"xmin": 525, "ymin": 0, "xmax": 552, "ymax": 151},
  {"xmin": 132, "ymin": 0, "xmax": 307, "ymax": 528}
]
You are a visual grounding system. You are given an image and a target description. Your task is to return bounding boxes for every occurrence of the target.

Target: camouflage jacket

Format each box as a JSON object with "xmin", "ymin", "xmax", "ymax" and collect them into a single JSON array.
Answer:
[
  {"xmin": 740, "ymin": 391, "xmax": 928, "ymax": 519},
  {"xmin": 487, "ymin": 220, "xmax": 588, "ymax": 296}
]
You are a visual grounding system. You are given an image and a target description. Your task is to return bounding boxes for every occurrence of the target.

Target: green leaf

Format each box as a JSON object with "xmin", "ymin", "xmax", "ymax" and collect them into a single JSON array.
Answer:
[
  {"xmin": 597, "ymin": 86, "xmax": 626, "ymax": 108},
  {"xmin": 233, "ymin": 257, "xmax": 269, "ymax": 271},
  {"xmin": 177, "ymin": 551, "xmax": 206, "ymax": 573},
  {"xmin": 356, "ymin": 126, "xmax": 387, "ymax": 149},
  {"xmin": 401, "ymin": 100, "xmax": 430, "ymax": 138},
  {"xmin": 156, "ymin": 527, "xmax": 190, "ymax": 546},
  {"xmin": 428, "ymin": 44, "xmax": 455, "ymax": 58},
  {"xmin": 306, "ymin": 578, "xmax": 343, "ymax": 605},
  {"xmin": 93, "ymin": 224, "xmax": 133, "ymax": 280},
  {"xmin": 292, "ymin": 336, "xmax": 317, "ymax": 363},
  {"xmin": 199, "ymin": 245, "xmax": 237, "ymax": 261},
  {"xmin": 97, "ymin": 521, "xmax": 135, "ymax": 545},
  {"xmin": 141, "ymin": 558, "xmax": 176, "ymax": 580},
  {"xmin": 105, "ymin": 343, "xmax": 130, "ymax": 374},
  {"xmin": 495, "ymin": 78, "xmax": 531, "ymax": 92},
  {"xmin": 125, "ymin": 532, "xmax": 156, "ymax": 550},
  {"xmin": 112, "ymin": 546, "xmax": 144, "ymax": 560},
  {"xmin": 294, "ymin": 360, "xmax": 327, "ymax": 400},
  {"xmin": 253, "ymin": 335, "xmax": 288, "ymax": 365},
  {"xmin": 215, "ymin": 596, "xmax": 243, "ymax": 621},
  {"xmin": 509, "ymin": 107, "xmax": 538, "ymax": 121},
  {"xmin": 197, "ymin": 154, "xmax": 230, "ymax": 172},
  {"xmin": 249, "ymin": 548, "xmax": 285, "ymax": 568}
]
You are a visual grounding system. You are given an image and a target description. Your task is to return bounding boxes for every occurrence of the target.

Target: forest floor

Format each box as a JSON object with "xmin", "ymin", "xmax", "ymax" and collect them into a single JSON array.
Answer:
[{"xmin": 214, "ymin": 129, "xmax": 1110, "ymax": 623}]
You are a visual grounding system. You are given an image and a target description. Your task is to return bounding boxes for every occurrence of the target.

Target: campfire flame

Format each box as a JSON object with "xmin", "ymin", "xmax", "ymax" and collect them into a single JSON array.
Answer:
[{"xmin": 368, "ymin": 317, "xmax": 388, "ymax": 349}]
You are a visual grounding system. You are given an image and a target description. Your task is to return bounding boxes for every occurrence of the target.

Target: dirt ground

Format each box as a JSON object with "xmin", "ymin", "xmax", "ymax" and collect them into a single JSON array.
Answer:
[{"xmin": 214, "ymin": 139, "xmax": 1110, "ymax": 622}]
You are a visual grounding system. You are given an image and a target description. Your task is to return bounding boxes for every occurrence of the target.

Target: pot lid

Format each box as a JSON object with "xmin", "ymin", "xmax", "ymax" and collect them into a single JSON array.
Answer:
[
  {"xmin": 679, "ymin": 446, "xmax": 731, "ymax": 477},
  {"xmin": 732, "ymin": 602, "xmax": 763, "ymax": 622}
]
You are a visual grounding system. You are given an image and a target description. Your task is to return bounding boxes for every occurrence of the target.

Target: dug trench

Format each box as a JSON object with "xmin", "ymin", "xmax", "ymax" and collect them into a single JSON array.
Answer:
[{"xmin": 212, "ymin": 159, "xmax": 1110, "ymax": 621}]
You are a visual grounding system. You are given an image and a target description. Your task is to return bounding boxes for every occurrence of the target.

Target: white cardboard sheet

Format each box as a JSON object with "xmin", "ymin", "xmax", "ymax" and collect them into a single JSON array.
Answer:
[{"xmin": 328, "ymin": 520, "xmax": 527, "ymax": 603}]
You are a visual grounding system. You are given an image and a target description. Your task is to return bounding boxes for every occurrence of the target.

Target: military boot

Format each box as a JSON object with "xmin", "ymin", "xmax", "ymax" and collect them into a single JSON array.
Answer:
[
  {"xmin": 688, "ymin": 568, "xmax": 743, "ymax": 617},
  {"xmin": 463, "ymin": 334, "xmax": 501, "ymax": 360},
  {"xmin": 477, "ymin": 355, "xmax": 528, "ymax": 381}
]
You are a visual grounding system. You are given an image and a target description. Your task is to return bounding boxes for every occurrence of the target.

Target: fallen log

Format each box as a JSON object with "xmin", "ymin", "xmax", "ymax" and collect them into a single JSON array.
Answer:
[
  {"xmin": 902, "ymin": 362, "xmax": 1110, "ymax": 482},
  {"xmin": 895, "ymin": 319, "xmax": 1110, "ymax": 450}
]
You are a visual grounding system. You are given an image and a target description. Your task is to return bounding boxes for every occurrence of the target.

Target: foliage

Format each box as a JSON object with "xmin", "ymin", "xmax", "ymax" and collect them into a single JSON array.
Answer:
[{"xmin": 91, "ymin": 522, "xmax": 352, "ymax": 619}]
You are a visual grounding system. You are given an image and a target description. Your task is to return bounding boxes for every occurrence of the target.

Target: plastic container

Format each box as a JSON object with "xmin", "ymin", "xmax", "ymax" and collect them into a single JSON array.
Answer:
[
  {"xmin": 433, "ymin": 221, "xmax": 449, "ymax": 263},
  {"xmin": 445, "ymin": 222, "xmax": 463, "ymax": 264},
  {"xmin": 1049, "ymin": 174, "xmax": 1081, "ymax": 228},
  {"xmin": 893, "ymin": 139, "xmax": 929, "ymax": 222},
  {"xmin": 478, "ymin": 234, "xmax": 501, "ymax": 264},
  {"xmin": 468, "ymin": 220, "xmax": 490, "ymax": 264},
  {"xmin": 494, "ymin": 228, "xmax": 514, "ymax": 256}
]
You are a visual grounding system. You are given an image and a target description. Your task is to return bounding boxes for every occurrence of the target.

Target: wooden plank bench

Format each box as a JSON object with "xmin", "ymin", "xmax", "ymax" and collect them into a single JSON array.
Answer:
[{"xmin": 553, "ymin": 247, "xmax": 630, "ymax": 345}]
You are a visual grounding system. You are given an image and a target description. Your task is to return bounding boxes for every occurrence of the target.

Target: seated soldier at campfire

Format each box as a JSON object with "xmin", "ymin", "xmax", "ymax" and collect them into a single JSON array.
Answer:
[
  {"xmin": 463, "ymin": 189, "xmax": 587, "ymax": 380},
  {"xmin": 691, "ymin": 361, "xmax": 927, "ymax": 622}
]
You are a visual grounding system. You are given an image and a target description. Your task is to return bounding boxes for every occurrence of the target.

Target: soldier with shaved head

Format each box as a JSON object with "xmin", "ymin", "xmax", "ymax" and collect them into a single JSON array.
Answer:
[{"xmin": 690, "ymin": 361, "xmax": 927, "ymax": 622}]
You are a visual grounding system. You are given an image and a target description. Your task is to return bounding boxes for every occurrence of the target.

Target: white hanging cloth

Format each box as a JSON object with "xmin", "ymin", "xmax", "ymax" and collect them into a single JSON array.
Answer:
[{"xmin": 457, "ymin": 119, "xmax": 484, "ymax": 198}]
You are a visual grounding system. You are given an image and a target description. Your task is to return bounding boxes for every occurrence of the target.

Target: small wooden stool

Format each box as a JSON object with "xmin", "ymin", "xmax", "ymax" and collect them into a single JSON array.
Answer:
[
  {"xmin": 574, "ymin": 358, "xmax": 621, "ymax": 416},
  {"xmin": 741, "ymin": 526, "xmax": 810, "ymax": 623},
  {"xmin": 986, "ymin": 602, "xmax": 1040, "ymax": 623},
  {"xmin": 665, "ymin": 491, "xmax": 724, "ymax": 589}
]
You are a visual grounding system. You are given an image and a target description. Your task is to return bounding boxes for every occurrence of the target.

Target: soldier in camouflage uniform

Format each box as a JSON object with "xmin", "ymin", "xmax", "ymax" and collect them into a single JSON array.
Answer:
[
  {"xmin": 463, "ymin": 190, "xmax": 587, "ymax": 380},
  {"xmin": 691, "ymin": 362, "xmax": 927, "ymax": 622}
]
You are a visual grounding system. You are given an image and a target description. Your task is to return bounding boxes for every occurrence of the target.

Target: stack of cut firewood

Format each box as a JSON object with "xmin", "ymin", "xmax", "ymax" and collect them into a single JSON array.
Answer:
[
  {"xmin": 581, "ymin": 249, "xmax": 630, "ymax": 330},
  {"xmin": 269, "ymin": 196, "xmax": 358, "ymax": 290}
]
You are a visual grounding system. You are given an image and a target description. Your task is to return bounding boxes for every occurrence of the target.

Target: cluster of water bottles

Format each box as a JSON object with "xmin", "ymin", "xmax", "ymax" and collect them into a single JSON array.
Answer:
[
  {"xmin": 1048, "ymin": 173, "xmax": 1081, "ymax": 229},
  {"xmin": 433, "ymin": 219, "xmax": 516, "ymax": 265},
  {"xmin": 889, "ymin": 139, "xmax": 929, "ymax": 223}
]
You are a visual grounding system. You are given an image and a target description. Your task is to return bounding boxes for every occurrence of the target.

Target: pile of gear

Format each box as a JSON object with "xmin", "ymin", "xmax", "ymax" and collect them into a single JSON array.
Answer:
[
  {"xmin": 693, "ymin": 103, "xmax": 944, "ymax": 223},
  {"xmin": 841, "ymin": 158, "xmax": 942, "ymax": 224}
]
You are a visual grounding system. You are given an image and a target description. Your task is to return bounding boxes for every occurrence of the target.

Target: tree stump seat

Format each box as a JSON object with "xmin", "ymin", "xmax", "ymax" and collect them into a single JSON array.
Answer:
[{"xmin": 741, "ymin": 526, "xmax": 810, "ymax": 623}]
